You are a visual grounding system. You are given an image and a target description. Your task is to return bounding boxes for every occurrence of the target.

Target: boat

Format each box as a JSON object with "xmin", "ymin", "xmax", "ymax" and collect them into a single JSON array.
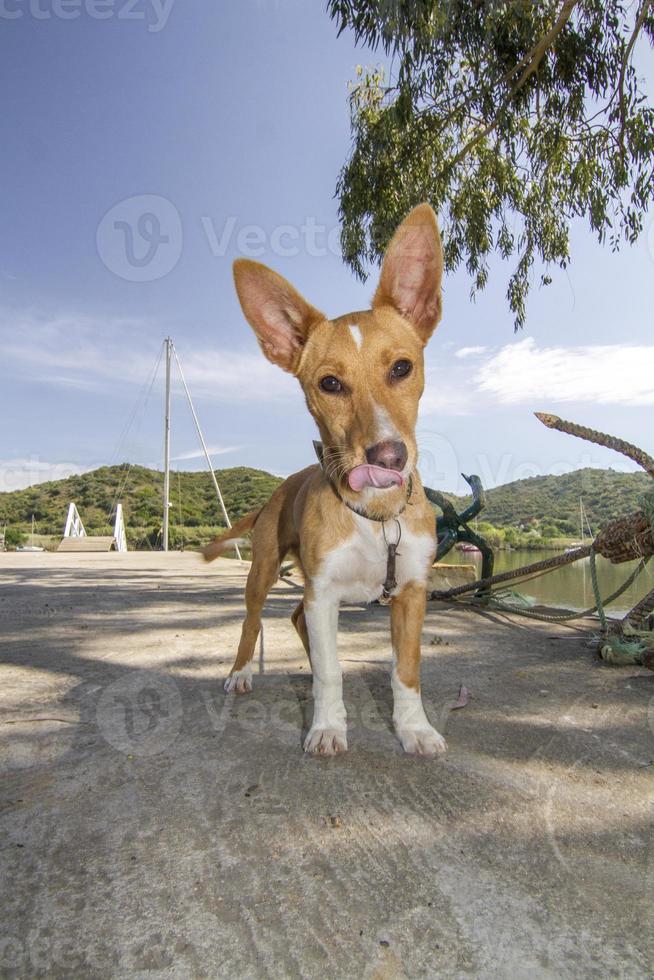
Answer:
[
  {"xmin": 456, "ymin": 542, "xmax": 481, "ymax": 553},
  {"xmin": 16, "ymin": 515, "xmax": 45, "ymax": 552}
]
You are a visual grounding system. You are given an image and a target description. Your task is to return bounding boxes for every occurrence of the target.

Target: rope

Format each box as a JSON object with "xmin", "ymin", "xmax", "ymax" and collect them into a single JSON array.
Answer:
[
  {"xmin": 641, "ymin": 490, "xmax": 654, "ymax": 548},
  {"xmin": 440, "ymin": 413, "xmax": 654, "ymax": 662},
  {"xmin": 624, "ymin": 585, "xmax": 654, "ymax": 630},
  {"xmin": 472, "ymin": 556, "xmax": 649, "ymax": 624},
  {"xmin": 535, "ymin": 413, "xmax": 654, "ymax": 478},
  {"xmin": 589, "ymin": 547, "xmax": 654, "ymax": 664},
  {"xmin": 589, "ymin": 492, "xmax": 654, "ymax": 664},
  {"xmin": 431, "ymin": 545, "xmax": 591, "ymax": 600},
  {"xmin": 589, "ymin": 549, "xmax": 608, "ymax": 634}
]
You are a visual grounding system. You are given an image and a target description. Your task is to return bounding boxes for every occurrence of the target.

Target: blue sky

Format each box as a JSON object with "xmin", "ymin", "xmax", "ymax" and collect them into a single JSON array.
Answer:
[{"xmin": 1, "ymin": 0, "xmax": 652, "ymax": 498}]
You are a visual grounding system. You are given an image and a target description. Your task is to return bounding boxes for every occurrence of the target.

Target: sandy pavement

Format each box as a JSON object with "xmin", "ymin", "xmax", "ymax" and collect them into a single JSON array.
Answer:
[{"xmin": 1, "ymin": 552, "xmax": 652, "ymax": 978}]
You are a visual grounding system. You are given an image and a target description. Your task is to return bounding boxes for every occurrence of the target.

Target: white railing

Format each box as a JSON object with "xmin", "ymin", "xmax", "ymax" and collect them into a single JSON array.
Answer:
[
  {"xmin": 114, "ymin": 503, "xmax": 127, "ymax": 553},
  {"xmin": 63, "ymin": 503, "xmax": 87, "ymax": 538}
]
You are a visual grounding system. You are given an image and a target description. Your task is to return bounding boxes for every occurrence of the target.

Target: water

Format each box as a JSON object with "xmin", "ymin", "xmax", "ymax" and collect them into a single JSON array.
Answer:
[{"xmin": 447, "ymin": 548, "xmax": 652, "ymax": 615}]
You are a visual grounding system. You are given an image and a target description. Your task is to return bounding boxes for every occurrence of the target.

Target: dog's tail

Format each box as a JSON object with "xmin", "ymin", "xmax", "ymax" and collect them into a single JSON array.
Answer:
[{"xmin": 202, "ymin": 508, "xmax": 262, "ymax": 562}]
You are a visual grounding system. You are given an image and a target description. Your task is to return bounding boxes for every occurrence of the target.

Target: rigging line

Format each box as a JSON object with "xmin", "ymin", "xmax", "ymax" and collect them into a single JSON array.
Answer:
[
  {"xmin": 171, "ymin": 343, "xmax": 242, "ymax": 562},
  {"xmin": 177, "ymin": 469, "xmax": 184, "ymax": 551},
  {"xmin": 113, "ymin": 343, "xmax": 164, "ymax": 476},
  {"xmin": 109, "ymin": 345, "xmax": 164, "ymax": 514},
  {"xmin": 109, "ymin": 342, "xmax": 165, "ymax": 517},
  {"xmin": 109, "ymin": 341, "xmax": 164, "ymax": 467}
]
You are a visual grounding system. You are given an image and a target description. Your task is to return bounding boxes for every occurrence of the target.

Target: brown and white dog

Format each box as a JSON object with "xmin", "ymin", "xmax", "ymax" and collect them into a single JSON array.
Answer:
[{"xmin": 204, "ymin": 204, "xmax": 446, "ymax": 757}]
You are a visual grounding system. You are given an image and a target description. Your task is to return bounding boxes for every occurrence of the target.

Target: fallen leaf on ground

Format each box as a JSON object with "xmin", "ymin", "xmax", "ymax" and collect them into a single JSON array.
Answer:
[{"xmin": 452, "ymin": 685, "xmax": 469, "ymax": 710}]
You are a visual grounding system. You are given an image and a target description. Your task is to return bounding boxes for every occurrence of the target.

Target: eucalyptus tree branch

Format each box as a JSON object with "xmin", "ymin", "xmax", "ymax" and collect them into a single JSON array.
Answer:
[
  {"xmin": 618, "ymin": 0, "xmax": 653, "ymax": 146},
  {"xmin": 330, "ymin": 0, "xmax": 654, "ymax": 327},
  {"xmin": 443, "ymin": 0, "xmax": 579, "ymax": 173}
]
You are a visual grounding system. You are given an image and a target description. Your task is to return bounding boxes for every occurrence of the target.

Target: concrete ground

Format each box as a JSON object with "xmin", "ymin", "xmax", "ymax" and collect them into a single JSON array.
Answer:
[{"xmin": 1, "ymin": 552, "xmax": 652, "ymax": 979}]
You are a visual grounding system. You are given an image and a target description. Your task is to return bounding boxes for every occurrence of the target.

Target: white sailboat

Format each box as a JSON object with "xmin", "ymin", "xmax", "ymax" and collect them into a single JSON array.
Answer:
[{"xmin": 16, "ymin": 514, "xmax": 45, "ymax": 552}]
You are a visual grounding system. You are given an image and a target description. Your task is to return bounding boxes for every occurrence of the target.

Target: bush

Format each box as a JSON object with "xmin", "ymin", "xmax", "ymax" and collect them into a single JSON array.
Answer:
[{"xmin": 5, "ymin": 527, "xmax": 27, "ymax": 548}]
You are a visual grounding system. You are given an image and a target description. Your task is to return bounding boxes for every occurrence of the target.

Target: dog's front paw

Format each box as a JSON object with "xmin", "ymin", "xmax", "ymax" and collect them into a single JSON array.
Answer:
[
  {"xmin": 303, "ymin": 727, "xmax": 348, "ymax": 756},
  {"xmin": 224, "ymin": 665, "xmax": 252, "ymax": 694},
  {"xmin": 397, "ymin": 725, "xmax": 447, "ymax": 757}
]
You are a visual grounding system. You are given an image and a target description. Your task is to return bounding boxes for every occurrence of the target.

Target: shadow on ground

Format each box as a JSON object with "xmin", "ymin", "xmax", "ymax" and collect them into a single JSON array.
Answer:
[{"xmin": 1, "ymin": 553, "xmax": 653, "ymax": 978}]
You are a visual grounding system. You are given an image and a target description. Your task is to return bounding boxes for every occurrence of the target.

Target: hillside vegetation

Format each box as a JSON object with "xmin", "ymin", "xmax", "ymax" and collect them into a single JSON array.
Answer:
[
  {"xmin": 457, "ymin": 468, "xmax": 650, "ymax": 537},
  {"xmin": 0, "ymin": 464, "xmax": 282, "ymax": 549},
  {"xmin": 0, "ymin": 464, "xmax": 649, "ymax": 550}
]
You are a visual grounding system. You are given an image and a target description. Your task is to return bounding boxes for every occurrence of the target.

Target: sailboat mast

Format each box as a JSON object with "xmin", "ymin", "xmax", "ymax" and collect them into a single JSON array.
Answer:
[
  {"xmin": 579, "ymin": 496, "xmax": 584, "ymax": 545},
  {"xmin": 162, "ymin": 337, "xmax": 172, "ymax": 552}
]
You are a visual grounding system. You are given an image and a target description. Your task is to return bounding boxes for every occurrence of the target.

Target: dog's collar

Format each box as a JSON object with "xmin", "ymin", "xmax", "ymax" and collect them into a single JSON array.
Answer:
[{"xmin": 313, "ymin": 440, "xmax": 413, "ymax": 524}]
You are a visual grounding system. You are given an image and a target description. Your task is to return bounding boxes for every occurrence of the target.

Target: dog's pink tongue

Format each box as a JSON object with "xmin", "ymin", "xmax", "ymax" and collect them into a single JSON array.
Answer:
[{"xmin": 348, "ymin": 464, "xmax": 404, "ymax": 492}]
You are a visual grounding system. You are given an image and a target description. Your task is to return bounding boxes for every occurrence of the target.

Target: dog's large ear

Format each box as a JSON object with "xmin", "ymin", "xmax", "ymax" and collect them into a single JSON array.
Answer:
[
  {"xmin": 373, "ymin": 204, "xmax": 443, "ymax": 344},
  {"xmin": 233, "ymin": 259, "xmax": 325, "ymax": 373}
]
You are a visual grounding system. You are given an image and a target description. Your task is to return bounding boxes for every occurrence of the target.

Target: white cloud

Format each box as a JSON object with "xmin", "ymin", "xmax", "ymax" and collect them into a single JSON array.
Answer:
[
  {"xmin": 174, "ymin": 346, "xmax": 297, "ymax": 403},
  {"xmin": 0, "ymin": 310, "xmax": 299, "ymax": 405},
  {"xmin": 476, "ymin": 338, "xmax": 654, "ymax": 406},
  {"xmin": 455, "ymin": 346, "xmax": 488, "ymax": 358},
  {"xmin": 420, "ymin": 353, "xmax": 477, "ymax": 416},
  {"xmin": 171, "ymin": 445, "xmax": 242, "ymax": 462},
  {"xmin": 420, "ymin": 381, "xmax": 474, "ymax": 417},
  {"xmin": 0, "ymin": 457, "xmax": 89, "ymax": 493}
]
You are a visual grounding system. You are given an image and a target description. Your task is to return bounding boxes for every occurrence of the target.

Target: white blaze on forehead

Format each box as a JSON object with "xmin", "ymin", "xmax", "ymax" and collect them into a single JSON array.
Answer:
[{"xmin": 349, "ymin": 324, "xmax": 363, "ymax": 350}]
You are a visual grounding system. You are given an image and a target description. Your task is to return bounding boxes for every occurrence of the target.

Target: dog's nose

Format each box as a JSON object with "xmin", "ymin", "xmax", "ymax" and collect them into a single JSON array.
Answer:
[{"xmin": 365, "ymin": 440, "xmax": 408, "ymax": 471}]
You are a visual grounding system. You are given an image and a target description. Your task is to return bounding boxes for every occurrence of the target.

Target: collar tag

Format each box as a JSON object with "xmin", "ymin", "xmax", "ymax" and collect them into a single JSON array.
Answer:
[{"xmin": 378, "ymin": 542, "xmax": 399, "ymax": 604}]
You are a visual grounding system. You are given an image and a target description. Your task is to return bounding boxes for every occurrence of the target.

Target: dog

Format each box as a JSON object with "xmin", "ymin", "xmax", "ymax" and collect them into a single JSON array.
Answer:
[{"xmin": 204, "ymin": 204, "xmax": 446, "ymax": 757}]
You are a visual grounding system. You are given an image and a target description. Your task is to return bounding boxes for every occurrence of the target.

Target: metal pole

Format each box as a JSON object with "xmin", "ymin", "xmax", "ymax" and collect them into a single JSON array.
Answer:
[
  {"xmin": 172, "ymin": 344, "xmax": 242, "ymax": 561},
  {"xmin": 163, "ymin": 337, "xmax": 172, "ymax": 552}
]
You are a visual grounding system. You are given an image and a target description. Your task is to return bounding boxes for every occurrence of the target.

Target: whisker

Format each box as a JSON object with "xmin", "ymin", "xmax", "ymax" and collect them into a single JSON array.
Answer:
[{"xmin": 320, "ymin": 445, "xmax": 356, "ymax": 485}]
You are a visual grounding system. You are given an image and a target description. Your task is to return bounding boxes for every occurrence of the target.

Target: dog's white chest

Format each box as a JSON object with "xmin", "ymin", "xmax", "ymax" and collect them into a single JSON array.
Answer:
[{"xmin": 315, "ymin": 515, "xmax": 435, "ymax": 604}]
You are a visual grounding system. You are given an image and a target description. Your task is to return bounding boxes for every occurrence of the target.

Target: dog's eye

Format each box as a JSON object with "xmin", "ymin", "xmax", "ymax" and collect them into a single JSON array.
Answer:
[
  {"xmin": 320, "ymin": 376, "xmax": 343, "ymax": 394},
  {"xmin": 390, "ymin": 359, "xmax": 412, "ymax": 381}
]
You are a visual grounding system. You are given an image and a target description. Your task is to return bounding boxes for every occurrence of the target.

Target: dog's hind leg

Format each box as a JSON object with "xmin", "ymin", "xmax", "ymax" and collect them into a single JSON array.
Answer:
[
  {"xmin": 224, "ymin": 546, "xmax": 281, "ymax": 694},
  {"xmin": 291, "ymin": 600, "xmax": 311, "ymax": 662},
  {"xmin": 222, "ymin": 466, "xmax": 306, "ymax": 693}
]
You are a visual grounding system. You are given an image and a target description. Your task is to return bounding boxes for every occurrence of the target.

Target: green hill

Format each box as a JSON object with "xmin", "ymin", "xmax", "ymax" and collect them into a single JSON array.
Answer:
[
  {"xmin": 0, "ymin": 463, "xmax": 649, "ymax": 550},
  {"xmin": 0, "ymin": 464, "xmax": 283, "ymax": 549},
  {"xmin": 450, "ymin": 467, "xmax": 650, "ymax": 537}
]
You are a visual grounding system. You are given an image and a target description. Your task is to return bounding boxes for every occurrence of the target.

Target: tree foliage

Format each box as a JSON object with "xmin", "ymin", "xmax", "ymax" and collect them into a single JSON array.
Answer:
[
  {"xmin": 329, "ymin": 0, "xmax": 654, "ymax": 326},
  {"xmin": 4, "ymin": 526, "xmax": 27, "ymax": 549}
]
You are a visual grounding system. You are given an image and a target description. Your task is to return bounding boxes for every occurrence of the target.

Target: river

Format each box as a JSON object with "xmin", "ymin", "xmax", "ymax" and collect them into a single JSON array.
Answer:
[{"xmin": 446, "ymin": 548, "xmax": 652, "ymax": 615}]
